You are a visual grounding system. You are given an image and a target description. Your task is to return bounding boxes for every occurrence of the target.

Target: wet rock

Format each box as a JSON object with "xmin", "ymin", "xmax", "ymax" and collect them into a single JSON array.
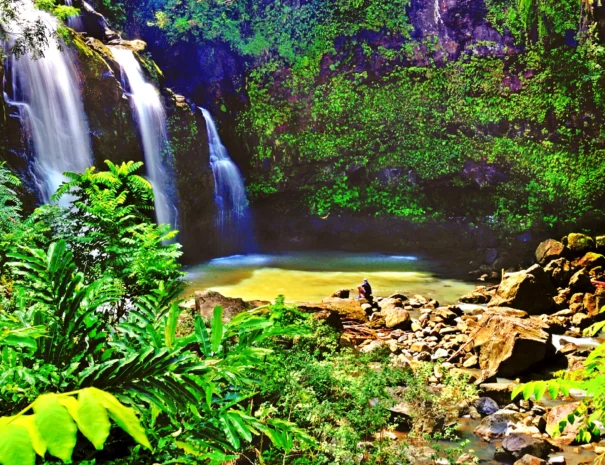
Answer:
[
  {"xmin": 502, "ymin": 433, "xmax": 554, "ymax": 459},
  {"xmin": 565, "ymin": 233, "xmax": 595, "ymax": 255},
  {"xmin": 332, "ymin": 289, "xmax": 350, "ymax": 298},
  {"xmin": 473, "ymin": 313, "xmax": 550, "ymax": 379},
  {"xmin": 583, "ymin": 293, "xmax": 605, "ymax": 317},
  {"xmin": 596, "ymin": 236, "xmax": 605, "ymax": 252},
  {"xmin": 514, "ymin": 455, "xmax": 547, "ymax": 465},
  {"xmin": 474, "ymin": 410, "xmax": 522, "ymax": 438},
  {"xmin": 568, "ymin": 269, "xmax": 594, "ymax": 293},
  {"xmin": 545, "ymin": 402, "xmax": 581, "ymax": 445},
  {"xmin": 383, "ymin": 307, "xmax": 412, "ymax": 329},
  {"xmin": 456, "ymin": 453, "xmax": 477, "ymax": 464},
  {"xmin": 545, "ymin": 258, "xmax": 576, "ymax": 288},
  {"xmin": 410, "ymin": 341, "xmax": 430, "ymax": 353},
  {"xmin": 473, "ymin": 397, "xmax": 499, "ymax": 416},
  {"xmin": 571, "ymin": 312, "xmax": 591, "ymax": 329},
  {"xmin": 460, "ymin": 287, "xmax": 492, "ymax": 304},
  {"xmin": 194, "ymin": 290, "xmax": 250, "ymax": 321},
  {"xmin": 431, "ymin": 307, "xmax": 459, "ymax": 324},
  {"xmin": 488, "ymin": 265, "xmax": 556, "ymax": 314},
  {"xmin": 536, "ymin": 239, "xmax": 567, "ymax": 265}
]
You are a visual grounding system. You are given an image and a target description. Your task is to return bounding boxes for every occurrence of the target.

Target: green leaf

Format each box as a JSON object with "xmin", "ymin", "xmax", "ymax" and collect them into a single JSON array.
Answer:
[
  {"xmin": 77, "ymin": 389, "xmax": 111, "ymax": 450},
  {"xmin": 219, "ymin": 414, "xmax": 240, "ymax": 450},
  {"xmin": 33, "ymin": 394, "xmax": 77, "ymax": 463},
  {"xmin": 10, "ymin": 415, "xmax": 47, "ymax": 457},
  {"xmin": 227, "ymin": 411, "xmax": 253, "ymax": 443},
  {"xmin": 547, "ymin": 382, "xmax": 559, "ymax": 400},
  {"xmin": 533, "ymin": 381, "xmax": 547, "ymax": 401},
  {"xmin": 98, "ymin": 390, "xmax": 151, "ymax": 449},
  {"xmin": 211, "ymin": 306, "xmax": 224, "ymax": 354},
  {"xmin": 511, "ymin": 384, "xmax": 525, "ymax": 400},
  {"xmin": 195, "ymin": 316, "xmax": 211, "ymax": 356},
  {"xmin": 522, "ymin": 382, "xmax": 534, "ymax": 400},
  {"xmin": 0, "ymin": 424, "xmax": 35, "ymax": 465}
]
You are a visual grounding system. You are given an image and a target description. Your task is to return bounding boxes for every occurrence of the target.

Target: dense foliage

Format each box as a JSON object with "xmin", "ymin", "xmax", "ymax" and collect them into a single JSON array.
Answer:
[
  {"xmin": 0, "ymin": 162, "xmax": 477, "ymax": 464},
  {"xmin": 109, "ymin": 0, "xmax": 605, "ymax": 234}
]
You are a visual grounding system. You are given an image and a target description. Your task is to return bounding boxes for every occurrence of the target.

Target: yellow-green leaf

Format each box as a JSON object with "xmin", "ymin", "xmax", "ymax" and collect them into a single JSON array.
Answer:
[
  {"xmin": 33, "ymin": 394, "xmax": 77, "ymax": 463},
  {"xmin": 98, "ymin": 390, "xmax": 151, "ymax": 449},
  {"xmin": 12, "ymin": 415, "xmax": 47, "ymax": 457},
  {"xmin": 77, "ymin": 388, "xmax": 111, "ymax": 450},
  {"xmin": 0, "ymin": 424, "xmax": 36, "ymax": 465}
]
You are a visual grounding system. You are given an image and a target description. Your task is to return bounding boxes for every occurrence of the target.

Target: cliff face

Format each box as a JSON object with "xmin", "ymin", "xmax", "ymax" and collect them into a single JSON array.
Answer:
[{"xmin": 119, "ymin": 0, "xmax": 605, "ymax": 260}]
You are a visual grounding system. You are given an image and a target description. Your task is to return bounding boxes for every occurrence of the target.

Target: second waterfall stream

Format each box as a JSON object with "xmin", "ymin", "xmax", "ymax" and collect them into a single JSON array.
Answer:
[
  {"xmin": 200, "ymin": 108, "xmax": 254, "ymax": 255},
  {"xmin": 110, "ymin": 47, "xmax": 178, "ymax": 229}
]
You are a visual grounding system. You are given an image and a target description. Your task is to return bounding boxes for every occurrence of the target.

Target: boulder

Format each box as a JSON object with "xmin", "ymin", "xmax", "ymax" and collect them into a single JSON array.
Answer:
[
  {"xmin": 472, "ymin": 313, "xmax": 550, "ymax": 379},
  {"xmin": 536, "ymin": 239, "xmax": 567, "ymax": 265},
  {"xmin": 545, "ymin": 402, "xmax": 581, "ymax": 445},
  {"xmin": 383, "ymin": 308, "xmax": 411, "ymax": 329},
  {"xmin": 514, "ymin": 455, "xmax": 547, "ymax": 465},
  {"xmin": 474, "ymin": 410, "xmax": 522, "ymax": 438},
  {"xmin": 569, "ymin": 269, "xmax": 594, "ymax": 293},
  {"xmin": 480, "ymin": 382, "xmax": 516, "ymax": 406},
  {"xmin": 488, "ymin": 265, "xmax": 556, "ymax": 314},
  {"xmin": 502, "ymin": 433, "xmax": 554, "ymax": 459},
  {"xmin": 565, "ymin": 233, "xmax": 595, "ymax": 255},
  {"xmin": 332, "ymin": 289, "xmax": 350, "ymax": 299},
  {"xmin": 459, "ymin": 287, "xmax": 492, "ymax": 304},
  {"xmin": 194, "ymin": 290, "xmax": 250, "ymax": 321},
  {"xmin": 544, "ymin": 258, "xmax": 576, "ymax": 288},
  {"xmin": 596, "ymin": 235, "xmax": 605, "ymax": 252},
  {"xmin": 575, "ymin": 252, "xmax": 605, "ymax": 269},
  {"xmin": 473, "ymin": 397, "xmax": 499, "ymax": 416}
]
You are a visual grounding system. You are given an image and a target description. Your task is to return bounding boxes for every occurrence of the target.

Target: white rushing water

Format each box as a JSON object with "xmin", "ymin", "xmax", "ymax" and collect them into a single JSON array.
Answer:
[
  {"xmin": 3, "ymin": 2, "xmax": 93, "ymax": 204},
  {"xmin": 110, "ymin": 47, "xmax": 177, "ymax": 228},
  {"xmin": 200, "ymin": 108, "xmax": 253, "ymax": 254}
]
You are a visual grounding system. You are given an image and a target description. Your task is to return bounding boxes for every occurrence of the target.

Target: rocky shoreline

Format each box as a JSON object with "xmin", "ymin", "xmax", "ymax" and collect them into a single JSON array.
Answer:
[{"xmin": 185, "ymin": 231, "xmax": 605, "ymax": 464}]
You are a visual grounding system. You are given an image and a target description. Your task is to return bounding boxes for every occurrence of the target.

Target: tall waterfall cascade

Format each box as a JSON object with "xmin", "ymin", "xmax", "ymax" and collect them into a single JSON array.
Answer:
[
  {"xmin": 110, "ymin": 47, "xmax": 178, "ymax": 229},
  {"xmin": 3, "ymin": 1, "xmax": 93, "ymax": 204},
  {"xmin": 200, "ymin": 108, "xmax": 254, "ymax": 255}
]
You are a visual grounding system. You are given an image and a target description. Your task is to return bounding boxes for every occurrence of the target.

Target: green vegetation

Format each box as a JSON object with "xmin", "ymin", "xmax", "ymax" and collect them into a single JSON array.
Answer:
[
  {"xmin": 0, "ymin": 161, "xmax": 477, "ymax": 464},
  {"xmin": 120, "ymin": 0, "xmax": 605, "ymax": 234},
  {"xmin": 513, "ymin": 310, "xmax": 605, "ymax": 465}
]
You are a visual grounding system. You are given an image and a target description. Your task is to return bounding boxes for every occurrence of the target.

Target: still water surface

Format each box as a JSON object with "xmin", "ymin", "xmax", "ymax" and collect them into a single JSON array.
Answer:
[{"xmin": 184, "ymin": 252, "xmax": 477, "ymax": 303}]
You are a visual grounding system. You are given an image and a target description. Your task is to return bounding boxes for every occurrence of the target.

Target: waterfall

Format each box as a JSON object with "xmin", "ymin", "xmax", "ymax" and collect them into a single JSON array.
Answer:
[
  {"xmin": 65, "ymin": 0, "xmax": 85, "ymax": 32},
  {"xmin": 3, "ymin": 2, "xmax": 93, "ymax": 204},
  {"xmin": 110, "ymin": 47, "xmax": 178, "ymax": 229},
  {"xmin": 200, "ymin": 108, "xmax": 254, "ymax": 255}
]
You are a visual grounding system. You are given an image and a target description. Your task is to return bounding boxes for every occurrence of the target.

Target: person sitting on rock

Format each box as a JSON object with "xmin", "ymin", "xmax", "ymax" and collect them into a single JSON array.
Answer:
[{"xmin": 357, "ymin": 278, "xmax": 372, "ymax": 301}]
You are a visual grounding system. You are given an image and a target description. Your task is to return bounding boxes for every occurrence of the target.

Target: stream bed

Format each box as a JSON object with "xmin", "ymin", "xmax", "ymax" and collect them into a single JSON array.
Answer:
[{"xmin": 184, "ymin": 251, "xmax": 477, "ymax": 303}]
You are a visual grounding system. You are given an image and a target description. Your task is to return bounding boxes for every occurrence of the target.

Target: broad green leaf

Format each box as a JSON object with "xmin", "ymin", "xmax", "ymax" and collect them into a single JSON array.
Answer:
[
  {"xmin": 0, "ymin": 424, "xmax": 35, "ymax": 465},
  {"xmin": 33, "ymin": 394, "xmax": 77, "ymax": 463},
  {"xmin": 98, "ymin": 390, "xmax": 151, "ymax": 449},
  {"xmin": 12, "ymin": 415, "xmax": 47, "ymax": 456},
  {"xmin": 195, "ymin": 316, "xmax": 211, "ymax": 356},
  {"xmin": 227, "ymin": 412, "xmax": 253, "ymax": 442},
  {"xmin": 211, "ymin": 306, "xmax": 224, "ymax": 354},
  {"xmin": 77, "ymin": 389, "xmax": 111, "ymax": 450},
  {"xmin": 219, "ymin": 414, "xmax": 240, "ymax": 450}
]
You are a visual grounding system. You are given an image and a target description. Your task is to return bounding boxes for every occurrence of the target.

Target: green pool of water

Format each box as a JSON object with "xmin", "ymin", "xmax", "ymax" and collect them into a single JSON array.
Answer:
[{"xmin": 183, "ymin": 251, "xmax": 477, "ymax": 304}]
